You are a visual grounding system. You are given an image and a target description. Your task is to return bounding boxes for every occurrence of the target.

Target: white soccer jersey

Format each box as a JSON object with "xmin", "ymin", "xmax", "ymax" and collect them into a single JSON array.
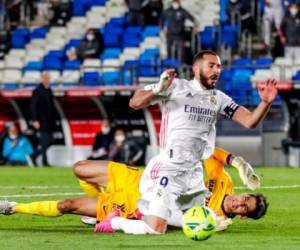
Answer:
[
  {"xmin": 138, "ymin": 78, "xmax": 239, "ymax": 219},
  {"xmin": 153, "ymin": 78, "xmax": 239, "ymax": 163}
]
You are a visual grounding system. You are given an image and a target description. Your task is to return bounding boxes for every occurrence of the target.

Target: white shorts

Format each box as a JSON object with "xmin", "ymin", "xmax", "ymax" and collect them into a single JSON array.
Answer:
[{"xmin": 138, "ymin": 155, "xmax": 209, "ymax": 220}]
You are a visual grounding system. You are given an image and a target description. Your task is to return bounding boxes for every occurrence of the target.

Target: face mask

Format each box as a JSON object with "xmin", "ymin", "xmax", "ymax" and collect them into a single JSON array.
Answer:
[
  {"xmin": 290, "ymin": 8, "xmax": 298, "ymax": 17},
  {"xmin": 115, "ymin": 135, "xmax": 125, "ymax": 143},
  {"xmin": 102, "ymin": 127, "xmax": 111, "ymax": 135},
  {"xmin": 172, "ymin": 3, "xmax": 180, "ymax": 9},
  {"xmin": 86, "ymin": 34, "xmax": 95, "ymax": 41},
  {"xmin": 9, "ymin": 135, "xmax": 17, "ymax": 140}
]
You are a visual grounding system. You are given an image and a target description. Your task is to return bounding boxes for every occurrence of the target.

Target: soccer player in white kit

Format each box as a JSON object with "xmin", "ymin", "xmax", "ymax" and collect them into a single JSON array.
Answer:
[{"xmin": 97, "ymin": 50, "xmax": 278, "ymax": 235}]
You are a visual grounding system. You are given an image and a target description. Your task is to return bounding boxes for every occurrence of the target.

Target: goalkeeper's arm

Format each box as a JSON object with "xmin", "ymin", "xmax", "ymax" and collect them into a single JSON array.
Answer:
[
  {"xmin": 229, "ymin": 155, "xmax": 261, "ymax": 190},
  {"xmin": 129, "ymin": 69, "xmax": 176, "ymax": 110}
]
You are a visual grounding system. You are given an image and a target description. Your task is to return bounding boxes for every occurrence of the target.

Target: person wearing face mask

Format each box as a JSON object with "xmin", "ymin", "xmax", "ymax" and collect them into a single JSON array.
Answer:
[
  {"xmin": 107, "ymin": 128, "xmax": 143, "ymax": 166},
  {"xmin": 87, "ymin": 119, "xmax": 114, "ymax": 160},
  {"xmin": 67, "ymin": 28, "xmax": 104, "ymax": 61},
  {"xmin": 280, "ymin": 3, "xmax": 300, "ymax": 61},
  {"xmin": 160, "ymin": 0, "xmax": 197, "ymax": 62},
  {"xmin": 2, "ymin": 123, "xmax": 34, "ymax": 166}
]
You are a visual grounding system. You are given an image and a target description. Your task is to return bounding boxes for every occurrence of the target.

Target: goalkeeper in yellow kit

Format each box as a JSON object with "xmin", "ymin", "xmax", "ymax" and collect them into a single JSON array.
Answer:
[{"xmin": 0, "ymin": 147, "xmax": 267, "ymax": 231}]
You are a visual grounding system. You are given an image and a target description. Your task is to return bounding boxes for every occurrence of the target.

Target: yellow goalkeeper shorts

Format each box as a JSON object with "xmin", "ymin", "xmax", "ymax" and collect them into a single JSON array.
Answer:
[{"xmin": 96, "ymin": 161, "xmax": 143, "ymax": 221}]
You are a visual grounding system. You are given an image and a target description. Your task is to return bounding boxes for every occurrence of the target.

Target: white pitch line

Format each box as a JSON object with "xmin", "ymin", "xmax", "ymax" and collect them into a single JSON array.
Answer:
[
  {"xmin": 235, "ymin": 184, "xmax": 300, "ymax": 190},
  {"xmin": 0, "ymin": 192, "xmax": 84, "ymax": 198},
  {"xmin": 0, "ymin": 186, "xmax": 77, "ymax": 189},
  {"xmin": 0, "ymin": 185, "xmax": 299, "ymax": 199}
]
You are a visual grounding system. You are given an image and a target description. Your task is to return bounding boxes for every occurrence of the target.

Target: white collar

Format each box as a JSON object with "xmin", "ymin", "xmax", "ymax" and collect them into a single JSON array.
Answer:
[{"xmin": 189, "ymin": 78, "xmax": 204, "ymax": 95}]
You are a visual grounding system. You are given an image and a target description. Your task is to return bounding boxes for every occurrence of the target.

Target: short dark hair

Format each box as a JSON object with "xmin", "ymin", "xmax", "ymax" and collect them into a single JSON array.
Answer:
[
  {"xmin": 247, "ymin": 193, "xmax": 269, "ymax": 220},
  {"xmin": 192, "ymin": 50, "xmax": 219, "ymax": 65}
]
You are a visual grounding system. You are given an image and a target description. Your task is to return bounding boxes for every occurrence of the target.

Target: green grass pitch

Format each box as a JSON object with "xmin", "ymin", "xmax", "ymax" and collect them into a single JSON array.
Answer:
[{"xmin": 0, "ymin": 166, "xmax": 299, "ymax": 250}]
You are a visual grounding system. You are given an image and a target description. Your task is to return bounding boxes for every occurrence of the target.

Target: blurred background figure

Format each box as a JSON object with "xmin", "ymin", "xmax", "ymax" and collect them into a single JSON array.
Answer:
[
  {"xmin": 107, "ymin": 128, "xmax": 143, "ymax": 166},
  {"xmin": 262, "ymin": 0, "xmax": 285, "ymax": 53},
  {"xmin": 160, "ymin": 0, "xmax": 196, "ymax": 63},
  {"xmin": 87, "ymin": 119, "xmax": 114, "ymax": 160},
  {"xmin": 125, "ymin": 0, "xmax": 147, "ymax": 26},
  {"xmin": 67, "ymin": 28, "xmax": 104, "ymax": 61},
  {"xmin": 2, "ymin": 123, "xmax": 33, "ymax": 166},
  {"xmin": 144, "ymin": 0, "xmax": 163, "ymax": 25},
  {"xmin": 281, "ymin": 2, "xmax": 300, "ymax": 61},
  {"xmin": 30, "ymin": 72, "xmax": 55, "ymax": 167},
  {"xmin": 226, "ymin": 0, "xmax": 257, "ymax": 35}
]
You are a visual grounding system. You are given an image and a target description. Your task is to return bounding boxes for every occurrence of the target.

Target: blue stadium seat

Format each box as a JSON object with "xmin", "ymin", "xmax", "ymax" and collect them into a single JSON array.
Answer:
[
  {"xmin": 292, "ymin": 71, "xmax": 300, "ymax": 81},
  {"xmin": 254, "ymin": 57, "xmax": 273, "ymax": 69},
  {"xmin": 72, "ymin": 0, "xmax": 85, "ymax": 16},
  {"xmin": 3, "ymin": 83, "xmax": 18, "ymax": 90},
  {"xmin": 221, "ymin": 25, "xmax": 239, "ymax": 48},
  {"xmin": 43, "ymin": 56, "xmax": 62, "ymax": 70},
  {"xmin": 102, "ymin": 71, "xmax": 120, "ymax": 85},
  {"xmin": 126, "ymin": 26, "xmax": 142, "ymax": 34},
  {"xmin": 160, "ymin": 58, "xmax": 180, "ymax": 73},
  {"xmin": 47, "ymin": 50, "xmax": 65, "ymax": 59},
  {"xmin": 109, "ymin": 17, "xmax": 127, "ymax": 27},
  {"xmin": 200, "ymin": 26, "xmax": 217, "ymax": 49},
  {"xmin": 142, "ymin": 26, "xmax": 160, "ymax": 38},
  {"xmin": 103, "ymin": 31, "xmax": 122, "ymax": 48},
  {"xmin": 94, "ymin": 0, "xmax": 107, "ymax": 6},
  {"xmin": 83, "ymin": 72, "xmax": 101, "ymax": 86},
  {"xmin": 123, "ymin": 60, "xmax": 139, "ymax": 85},
  {"xmin": 122, "ymin": 34, "xmax": 141, "ymax": 47},
  {"xmin": 30, "ymin": 27, "xmax": 49, "ymax": 40},
  {"xmin": 64, "ymin": 60, "xmax": 81, "ymax": 70},
  {"xmin": 23, "ymin": 61, "xmax": 43, "ymax": 71},
  {"xmin": 11, "ymin": 27, "xmax": 30, "ymax": 48},
  {"xmin": 139, "ymin": 58, "xmax": 159, "ymax": 77},
  {"xmin": 100, "ymin": 48, "xmax": 122, "ymax": 60},
  {"xmin": 231, "ymin": 68, "xmax": 253, "ymax": 82},
  {"xmin": 232, "ymin": 57, "xmax": 252, "ymax": 66}
]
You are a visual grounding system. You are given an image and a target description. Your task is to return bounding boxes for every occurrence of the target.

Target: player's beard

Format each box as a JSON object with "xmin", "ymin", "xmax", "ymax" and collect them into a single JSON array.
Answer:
[{"xmin": 199, "ymin": 70, "xmax": 217, "ymax": 90}]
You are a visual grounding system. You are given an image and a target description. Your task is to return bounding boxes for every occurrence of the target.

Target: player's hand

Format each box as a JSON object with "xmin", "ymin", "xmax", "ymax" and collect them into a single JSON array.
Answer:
[
  {"xmin": 257, "ymin": 79, "xmax": 278, "ymax": 104},
  {"xmin": 152, "ymin": 69, "xmax": 176, "ymax": 95},
  {"xmin": 232, "ymin": 156, "xmax": 261, "ymax": 190},
  {"xmin": 215, "ymin": 216, "xmax": 232, "ymax": 231}
]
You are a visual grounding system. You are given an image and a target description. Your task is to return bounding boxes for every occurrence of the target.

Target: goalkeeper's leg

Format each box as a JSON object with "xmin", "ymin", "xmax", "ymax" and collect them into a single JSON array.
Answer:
[
  {"xmin": 73, "ymin": 160, "xmax": 110, "ymax": 196},
  {"xmin": 0, "ymin": 197, "xmax": 98, "ymax": 217}
]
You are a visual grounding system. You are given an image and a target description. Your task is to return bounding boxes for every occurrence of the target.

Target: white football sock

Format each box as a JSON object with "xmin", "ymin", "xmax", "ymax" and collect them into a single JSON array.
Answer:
[{"xmin": 111, "ymin": 218, "xmax": 160, "ymax": 235}]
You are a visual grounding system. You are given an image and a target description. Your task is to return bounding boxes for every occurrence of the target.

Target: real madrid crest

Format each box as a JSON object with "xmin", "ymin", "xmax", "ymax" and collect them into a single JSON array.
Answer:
[{"xmin": 210, "ymin": 95, "xmax": 217, "ymax": 105}]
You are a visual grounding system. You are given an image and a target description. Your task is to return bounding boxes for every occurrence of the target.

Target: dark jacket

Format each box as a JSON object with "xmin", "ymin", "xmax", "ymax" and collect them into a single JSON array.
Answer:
[
  {"xmin": 282, "ymin": 12, "xmax": 300, "ymax": 46},
  {"xmin": 76, "ymin": 34, "xmax": 104, "ymax": 60},
  {"xmin": 161, "ymin": 6, "xmax": 195, "ymax": 37},
  {"xmin": 108, "ymin": 139, "xmax": 143, "ymax": 165},
  {"xmin": 30, "ymin": 84, "xmax": 55, "ymax": 132},
  {"xmin": 92, "ymin": 131, "xmax": 114, "ymax": 152}
]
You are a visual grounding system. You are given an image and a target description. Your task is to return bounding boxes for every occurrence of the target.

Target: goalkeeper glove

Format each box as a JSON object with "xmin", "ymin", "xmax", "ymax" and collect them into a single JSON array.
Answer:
[
  {"xmin": 231, "ymin": 156, "xmax": 260, "ymax": 190},
  {"xmin": 215, "ymin": 216, "xmax": 232, "ymax": 232}
]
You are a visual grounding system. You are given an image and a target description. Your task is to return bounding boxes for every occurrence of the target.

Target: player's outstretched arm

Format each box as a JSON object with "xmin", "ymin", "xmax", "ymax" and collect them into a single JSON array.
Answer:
[
  {"xmin": 129, "ymin": 69, "xmax": 176, "ymax": 110},
  {"xmin": 232, "ymin": 79, "xmax": 278, "ymax": 128}
]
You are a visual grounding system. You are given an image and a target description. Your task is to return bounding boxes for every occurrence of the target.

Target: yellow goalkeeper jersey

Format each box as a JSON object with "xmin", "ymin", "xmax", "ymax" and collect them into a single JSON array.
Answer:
[{"xmin": 204, "ymin": 147, "xmax": 234, "ymax": 217}]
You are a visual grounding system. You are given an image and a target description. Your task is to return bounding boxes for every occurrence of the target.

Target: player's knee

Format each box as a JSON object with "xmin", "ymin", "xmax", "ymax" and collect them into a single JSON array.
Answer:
[
  {"xmin": 57, "ymin": 199, "xmax": 76, "ymax": 213},
  {"xmin": 73, "ymin": 160, "xmax": 89, "ymax": 178},
  {"xmin": 145, "ymin": 216, "xmax": 167, "ymax": 234}
]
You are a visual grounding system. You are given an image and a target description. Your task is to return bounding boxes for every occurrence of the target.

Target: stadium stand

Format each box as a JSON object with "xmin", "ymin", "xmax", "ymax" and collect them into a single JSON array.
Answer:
[{"xmin": 0, "ymin": 0, "xmax": 299, "ymax": 167}]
